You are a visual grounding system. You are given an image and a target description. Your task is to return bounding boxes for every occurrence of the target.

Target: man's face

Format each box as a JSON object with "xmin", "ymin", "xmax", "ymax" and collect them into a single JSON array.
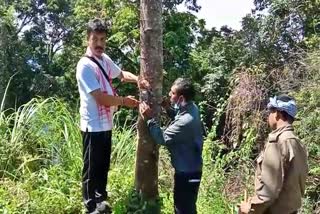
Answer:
[
  {"xmin": 169, "ymin": 85, "xmax": 180, "ymax": 105},
  {"xmin": 267, "ymin": 108, "xmax": 278, "ymax": 130},
  {"xmin": 88, "ymin": 31, "xmax": 106, "ymax": 57}
]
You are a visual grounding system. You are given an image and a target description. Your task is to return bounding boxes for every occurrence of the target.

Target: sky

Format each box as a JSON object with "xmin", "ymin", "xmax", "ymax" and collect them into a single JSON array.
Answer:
[{"xmin": 178, "ymin": 0, "xmax": 255, "ymax": 30}]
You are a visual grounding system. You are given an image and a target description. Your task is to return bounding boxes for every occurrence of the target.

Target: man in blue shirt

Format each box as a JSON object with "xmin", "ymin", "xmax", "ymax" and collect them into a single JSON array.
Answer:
[{"xmin": 140, "ymin": 78, "xmax": 204, "ymax": 214}]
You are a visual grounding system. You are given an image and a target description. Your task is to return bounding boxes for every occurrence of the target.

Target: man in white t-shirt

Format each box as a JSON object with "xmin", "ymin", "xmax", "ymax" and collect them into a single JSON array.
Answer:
[{"xmin": 76, "ymin": 18, "xmax": 140, "ymax": 214}]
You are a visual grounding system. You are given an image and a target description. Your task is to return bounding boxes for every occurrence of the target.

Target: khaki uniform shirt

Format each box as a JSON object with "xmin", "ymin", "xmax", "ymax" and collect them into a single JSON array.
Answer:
[{"xmin": 249, "ymin": 125, "xmax": 308, "ymax": 214}]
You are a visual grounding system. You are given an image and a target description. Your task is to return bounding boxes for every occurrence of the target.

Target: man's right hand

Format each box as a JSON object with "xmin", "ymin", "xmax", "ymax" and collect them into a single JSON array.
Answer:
[
  {"xmin": 123, "ymin": 96, "xmax": 139, "ymax": 108},
  {"xmin": 138, "ymin": 76, "xmax": 150, "ymax": 90}
]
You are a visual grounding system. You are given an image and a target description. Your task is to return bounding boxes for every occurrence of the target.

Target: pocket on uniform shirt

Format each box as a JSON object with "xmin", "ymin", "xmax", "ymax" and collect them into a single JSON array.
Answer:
[{"xmin": 256, "ymin": 154, "xmax": 264, "ymax": 182}]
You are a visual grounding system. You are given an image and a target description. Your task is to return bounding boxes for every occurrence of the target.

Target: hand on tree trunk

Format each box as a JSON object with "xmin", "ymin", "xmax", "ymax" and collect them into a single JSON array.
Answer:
[
  {"xmin": 123, "ymin": 96, "xmax": 140, "ymax": 108},
  {"xmin": 138, "ymin": 76, "xmax": 150, "ymax": 90},
  {"xmin": 140, "ymin": 102, "xmax": 154, "ymax": 120}
]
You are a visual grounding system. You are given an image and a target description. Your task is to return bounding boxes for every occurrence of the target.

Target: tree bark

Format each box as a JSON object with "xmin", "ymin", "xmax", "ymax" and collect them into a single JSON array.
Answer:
[{"xmin": 135, "ymin": 0, "xmax": 163, "ymax": 200}]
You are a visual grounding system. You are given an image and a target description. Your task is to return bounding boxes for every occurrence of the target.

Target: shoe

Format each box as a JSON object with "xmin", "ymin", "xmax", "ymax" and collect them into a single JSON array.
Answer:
[
  {"xmin": 89, "ymin": 210, "xmax": 100, "ymax": 214},
  {"xmin": 96, "ymin": 201, "xmax": 112, "ymax": 213}
]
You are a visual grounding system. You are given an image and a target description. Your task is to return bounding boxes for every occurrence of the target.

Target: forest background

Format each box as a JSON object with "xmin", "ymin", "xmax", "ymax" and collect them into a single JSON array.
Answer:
[{"xmin": 0, "ymin": 0, "xmax": 319, "ymax": 213}]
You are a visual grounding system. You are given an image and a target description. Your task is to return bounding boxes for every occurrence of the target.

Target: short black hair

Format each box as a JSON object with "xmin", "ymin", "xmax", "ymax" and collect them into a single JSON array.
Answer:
[
  {"xmin": 87, "ymin": 18, "xmax": 108, "ymax": 36},
  {"xmin": 276, "ymin": 94, "xmax": 295, "ymax": 122},
  {"xmin": 173, "ymin": 78, "xmax": 195, "ymax": 101}
]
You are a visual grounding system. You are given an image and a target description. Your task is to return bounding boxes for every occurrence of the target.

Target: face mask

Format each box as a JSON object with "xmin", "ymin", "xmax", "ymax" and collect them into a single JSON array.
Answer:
[
  {"xmin": 174, "ymin": 103, "xmax": 179, "ymax": 110},
  {"xmin": 173, "ymin": 96, "xmax": 182, "ymax": 110}
]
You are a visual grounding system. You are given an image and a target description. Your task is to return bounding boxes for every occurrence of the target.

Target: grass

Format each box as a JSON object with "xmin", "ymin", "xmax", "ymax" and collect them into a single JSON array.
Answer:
[
  {"xmin": 0, "ymin": 97, "xmax": 318, "ymax": 213},
  {"xmin": 0, "ymin": 98, "xmax": 231, "ymax": 213}
]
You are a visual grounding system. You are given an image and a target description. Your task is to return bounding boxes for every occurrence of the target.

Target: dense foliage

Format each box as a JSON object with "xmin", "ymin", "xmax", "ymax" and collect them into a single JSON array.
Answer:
[{"xmin": 0, "ymin": 0, "xmax": 319, "ymax": 213}]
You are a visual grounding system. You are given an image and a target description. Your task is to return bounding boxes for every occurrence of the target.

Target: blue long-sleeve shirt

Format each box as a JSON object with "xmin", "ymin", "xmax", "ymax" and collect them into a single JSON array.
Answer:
[{"xmin": 147, "ymin": 102, "xmax": 203, "ymax": 173}]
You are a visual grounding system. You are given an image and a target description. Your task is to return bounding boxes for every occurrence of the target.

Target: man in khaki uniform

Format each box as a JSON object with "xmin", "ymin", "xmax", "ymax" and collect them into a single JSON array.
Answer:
[{"xmin": 240, "ymin": 95, "xmax": 308, "ymax": 214}]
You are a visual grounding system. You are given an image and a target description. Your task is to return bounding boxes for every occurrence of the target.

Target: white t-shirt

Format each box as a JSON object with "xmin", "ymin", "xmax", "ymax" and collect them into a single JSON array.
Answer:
[{"xmin": 76, "ymin": 52, "xmax": 121, "ymax": 132}]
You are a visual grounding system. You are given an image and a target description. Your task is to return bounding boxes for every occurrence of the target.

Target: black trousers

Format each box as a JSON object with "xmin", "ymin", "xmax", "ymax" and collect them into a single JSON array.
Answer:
[
  {"xmin": 81, "ymin": 130, "xmax": 112, "ymax": 213},
  {"xmin": 174, "ymin": 171, "xmax": 202, "ymax": 214}
]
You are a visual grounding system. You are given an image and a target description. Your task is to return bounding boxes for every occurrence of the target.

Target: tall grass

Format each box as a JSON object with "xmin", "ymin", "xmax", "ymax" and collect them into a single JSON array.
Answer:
[
  {"xmin": 0, "ymin": 97, "xmax": 141, "ymax": 213},
  {"xmin": 0, "ymin": 95, "xmax": 317, "ymax": 213},
  {"xmin": 112, "ymin": 112, "xmax": 137, "ymax": 166},
  {"xmin": 0, "ymin": 98, "xmax": 81, "ymax": 178},
  {"xmin": 0, "ymin": 97, "xmax": 233, "ymax": 213},
  {"xmin": 0, "ymin": 97, "xmax": 83, "ymax": 213}
]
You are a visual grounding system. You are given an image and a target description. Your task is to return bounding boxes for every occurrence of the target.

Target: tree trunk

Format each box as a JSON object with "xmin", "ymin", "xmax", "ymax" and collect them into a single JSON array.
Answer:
[{"xmin": 135, "ymin": 0, "xmax": 163, "ymax": 200}]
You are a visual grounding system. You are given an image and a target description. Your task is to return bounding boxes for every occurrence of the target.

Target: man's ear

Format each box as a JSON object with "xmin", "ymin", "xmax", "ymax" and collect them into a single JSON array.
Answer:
[
  {"xmin": 275, "ymin": 111, "xmax": 282, "ymax": 121},
  {"xmin": 178, "ymin": 95, "xmax": 184, "ymax": 103}
]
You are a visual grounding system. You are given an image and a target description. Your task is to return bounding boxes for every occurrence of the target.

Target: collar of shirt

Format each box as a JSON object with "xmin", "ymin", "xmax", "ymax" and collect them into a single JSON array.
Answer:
[
  {"xmin": 268, "ymin": 125, "xmax": 294, "ymax": 142},
  {"xmin": 177, "ymin": 101, "xmax": 193, "ymax": 112}
]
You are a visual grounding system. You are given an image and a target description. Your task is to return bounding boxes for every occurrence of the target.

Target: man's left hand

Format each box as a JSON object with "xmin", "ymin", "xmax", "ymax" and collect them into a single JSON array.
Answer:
[
  {"xmin": 239, "ymin": 201, "xmax": 251, "ymax": 214},
  {"xmin": 140, "ymin": 102, "xmax": 153, "ymax": 120}
]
